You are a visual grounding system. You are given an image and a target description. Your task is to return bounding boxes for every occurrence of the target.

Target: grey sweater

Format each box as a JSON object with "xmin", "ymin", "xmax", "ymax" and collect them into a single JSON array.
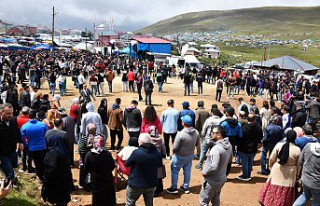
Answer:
[
  {"xmin": 300, "ymin": 142, "xmax": 320, "ymax": 190},
  {"xmin": 202, "ymin": 138, "xmax": 233, "ymax": 183},
  {"xmin": 172, "ymin": 127, "xmax": 198, "ymax": 156}
]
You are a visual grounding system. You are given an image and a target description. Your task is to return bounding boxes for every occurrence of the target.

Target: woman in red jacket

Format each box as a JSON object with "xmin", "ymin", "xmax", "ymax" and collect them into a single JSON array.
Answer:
[
  {"xmin": 127, "ymin": 69, "xmax": 135, "ymax": 92},
  {"xmin": 141, "ymin": 105, "xmax": 162, "ymax": 134},
  {"xmin": 69, "ymin": 98, "xmax": 79, "ymax": 123}
]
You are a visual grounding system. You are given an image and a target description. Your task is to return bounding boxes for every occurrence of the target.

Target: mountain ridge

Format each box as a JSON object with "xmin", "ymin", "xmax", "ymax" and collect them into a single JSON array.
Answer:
[{"xmin": 135, "ymin": 6, "xmax": 320, "ymax": 35}]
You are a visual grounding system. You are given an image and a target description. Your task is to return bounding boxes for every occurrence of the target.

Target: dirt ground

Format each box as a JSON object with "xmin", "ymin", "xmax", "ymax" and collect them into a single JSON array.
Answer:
[{"xmin": 45, "ymin": 75, "xmax": 279, "ymax": 206}]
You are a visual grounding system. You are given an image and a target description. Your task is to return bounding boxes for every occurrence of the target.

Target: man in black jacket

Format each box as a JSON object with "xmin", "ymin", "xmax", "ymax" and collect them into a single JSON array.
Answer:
[
  {"xmin": 237, "ymin": 114, "xmax": 263, "ymax": 181},
  {"xmin": 0, "ymin": 103, "xmax": 24, "ymax": 181},
  {"xmin": 291, "ymin": 102, "xmax": 307, "ymax": 128},
  {"xmin": 6, "ymin": 84, "xmax": 20, "ymax": 116},
  {"xmin": 124, "ymin": 100, "xmax": 142, "ymax": 139},
  {"xmin": 19, "ymin": 84, "xmax": 31, "ymax": 108}
]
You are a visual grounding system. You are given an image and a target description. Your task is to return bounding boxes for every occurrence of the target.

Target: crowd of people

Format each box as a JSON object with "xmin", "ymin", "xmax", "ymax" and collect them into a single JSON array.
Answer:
[{"xmin": 0, "ymin": 50, "xmax": 319, "ymax": 206}]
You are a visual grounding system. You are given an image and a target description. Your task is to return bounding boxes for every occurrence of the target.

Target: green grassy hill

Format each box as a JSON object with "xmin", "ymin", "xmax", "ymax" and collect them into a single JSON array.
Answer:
[{"xmin": 136, "ymin": 6, "xmax": 320, "ymax": 35}]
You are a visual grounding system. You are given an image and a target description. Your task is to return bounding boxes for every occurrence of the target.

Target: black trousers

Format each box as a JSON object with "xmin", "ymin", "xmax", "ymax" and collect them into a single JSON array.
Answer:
[
  {"xmin": 129, "ymin": 81, "xmax": 134, "ymax": 92},
  {"xmin": 145, "ymin": 92, "xmax": 152, "ymax": 105},
  {"xmin": 70, "ymin": 144, "xmax": 74, "ymax": 166},
  {"xmin": 79, "ymin": 153, "xmax": 89, "ymax": 188},
  {"xmin": 198, "ymin": 83, "xmax": 203, "ymax": 94},
  {"xmin": 128, "ymin": 131, "xmax": 140, "ymax": 139},
  {"xmin": 163, "ymin": 133, "xmax": 176, "ymax": 157},
  {"xmin": 29, "ymin": 149, "xmax": 47, "ymax": 181},
  {"xmin": 110, "ymin": 130, "xmax": 123, "ymax": 150},
  {"xmin": 79, "ymin": 84, "xmax": 83, "ymax": 93},
  {"xmin": 215, "ymin": 90, "xmax": 222, "ymax": 102},
  {"xmin": 22, "ymin": 147, "xmax": 33, "ymax": 171}
]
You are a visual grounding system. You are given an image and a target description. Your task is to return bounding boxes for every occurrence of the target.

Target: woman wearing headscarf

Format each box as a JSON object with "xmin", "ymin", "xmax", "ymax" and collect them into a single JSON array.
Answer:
[
  {"xmin": 69, "ymin": 98, "xmax": 79, "ymax": 123},
  {"xmin": 42, "ymin": 129, "xmax": 71, "ymax": 206},
  {"xmin": 97, "ymin": 98, "xmax": 108, "ymax": 142},
  {"xmin": 78, "ymin": 123, "xmax": 96, "ymax": 191},
  {"xmin": 148, "ymin": 126, "xmax": 166, "ymax": 196},
  {"xmin": 258, "ymin": 130, "xmax": 301, "ymax": 206},
  {"xmin": 85, "ymin": 136, "xmax": 116, "ymax": 206},
  {"xmin": 51, "ymin": 94, "xmax": 61, "ymax": 110}
]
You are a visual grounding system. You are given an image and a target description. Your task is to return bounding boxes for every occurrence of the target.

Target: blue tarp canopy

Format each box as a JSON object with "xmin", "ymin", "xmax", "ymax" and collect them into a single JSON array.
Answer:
[
  {"xmin": 30, "ymin": 44, "xmax": 51, "ymax": 51},
  {"xmin": 0, "ymin": 38, "xmax": 17, "ymax": 43},
  {"xmin": 119, "ymin": 47, "xmax": 130, "ymax": 54},
  {"xmin": 135, "ymin": 43, "xmax": 171, "ymax": 54}
]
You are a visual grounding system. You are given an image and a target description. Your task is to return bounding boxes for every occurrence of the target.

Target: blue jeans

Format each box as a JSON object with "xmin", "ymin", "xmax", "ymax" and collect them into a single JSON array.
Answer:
[
  {"xmin": 102, "ymin": 124, "xmax": 108, "ymax": 143},
  {"xmin": 238, "ymin": 151, "xmax": 255, "ymax": 178},
  {"xmin": 30, "ymin": 75, "xmax": 35, "ymax": 87},
  {"xmin": 50, "ymin": 82, "xmax": 56, "ymax": 96},
  {"xmin": 198, "ymin": 141, "xmax": 210, "ymax": 166},
  {"xmin": 59, "ymin": 82, "xmax": 64, "ymax": 95},
  {"xmin": 293, "ymin": 184, "xmax": 320, "ymax": 206},
  {"xmin": 260, "ymin": 147, "xmax": 271, "ymax": 173},
  {"xmin": 184, "ymin": 83, "xmax": 190, "ymax": 95},
  {"xmin": 157, "ymin": 82, "xmax": 163, "ymax": 92},
  {"xmin": 0, "ymin": 152, "xmax": 18, "ymax": 180},
  {"xmin": 171, "ymin": 154, "xmax": 194, "ymax": 189},
  {"xmin": 108, "ymin": 81, "xmax": 112, "ymax": 92},
  {"xmin": 189, "ymin": 82, "xmax": 193, "ymax": 93}
]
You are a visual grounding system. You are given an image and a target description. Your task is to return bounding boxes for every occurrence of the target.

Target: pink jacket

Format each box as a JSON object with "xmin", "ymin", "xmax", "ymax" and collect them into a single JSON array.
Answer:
[{"xmin": 141, "ymin": 116, "xmax": 162, "ymax": 134}]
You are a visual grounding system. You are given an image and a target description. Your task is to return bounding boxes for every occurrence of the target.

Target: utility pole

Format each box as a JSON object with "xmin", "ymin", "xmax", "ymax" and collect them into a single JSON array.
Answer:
[{"xmin": 52, "ymin": 6, "xmax": 59, "ymax": 50}]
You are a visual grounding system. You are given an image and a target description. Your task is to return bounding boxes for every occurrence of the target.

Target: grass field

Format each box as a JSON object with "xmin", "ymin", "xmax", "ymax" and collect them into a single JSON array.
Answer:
[
  {"xmin": 0, "ymin": 171, "xmax": 41, "ymax": 206},
  {"xmin": 196, "ymin": 38, "xmax": 320, "ymax": 68}
]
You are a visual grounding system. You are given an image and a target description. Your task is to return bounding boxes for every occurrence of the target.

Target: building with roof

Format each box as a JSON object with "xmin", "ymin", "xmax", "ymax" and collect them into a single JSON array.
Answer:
[
  {"xmin": 200, "ymin": 44, "xmax": 220, "ymax": 59},
  {"xmin": 130, "ymin": 37, "xmax": 171, "ymax": 55}
]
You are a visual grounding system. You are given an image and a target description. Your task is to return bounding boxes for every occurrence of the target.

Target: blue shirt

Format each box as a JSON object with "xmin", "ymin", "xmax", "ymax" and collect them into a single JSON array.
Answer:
[
  {"xmin": 178, "ymin": 109, "xmax": 196, "ymax": 131},
  {"xmin": 160, "ymin": 107, "xmax": 180, "ymax": 134},
  {"xmin": 21, "ymin": 119, "xmax": 48, "ymax": 151},
  {"xmin": 295, "ymin": 135, "xmax": 319, "ymax": 150}
]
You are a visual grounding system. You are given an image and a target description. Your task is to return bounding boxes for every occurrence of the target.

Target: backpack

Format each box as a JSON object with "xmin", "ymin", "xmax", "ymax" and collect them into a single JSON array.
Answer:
[
  {"xmin": 196, "ymin": 74, "xmax": 203, "ymax": 82},
  {"xmin": 145, "ymin": 81, "xmax": 154, "ymax": 92}
]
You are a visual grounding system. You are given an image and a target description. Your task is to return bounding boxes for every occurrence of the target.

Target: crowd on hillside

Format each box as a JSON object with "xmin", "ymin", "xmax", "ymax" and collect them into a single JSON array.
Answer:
[{"xmin": 0, "ymin": 50, "xmax": 319, "ymax": 206}]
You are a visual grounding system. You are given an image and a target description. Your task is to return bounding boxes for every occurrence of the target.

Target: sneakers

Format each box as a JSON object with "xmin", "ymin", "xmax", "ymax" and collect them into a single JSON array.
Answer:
[
  {"xmin": 166, "ymin": 156, "xmax": 171, "ymax": 160},
  {"xmin": 193, "ymin": 155, "xmax": 199, "ymax": 160},
  {"xmin": 237, "ymin": 175, "xmax": 251, "ymax": 181},
  {"xmin": 166, "ymin": 187, "xmax": 178, "ymax": 194},
  {"xmin": 195, "ymin": 164, "xmax": 203, "ymax": 171},
  {"xmin": 257, "ymin": 171, "xmax": 269, "ymax": 176},
  {"xmin": 180, "ymin": 186, "xmax": 190, "ymax": 194}
]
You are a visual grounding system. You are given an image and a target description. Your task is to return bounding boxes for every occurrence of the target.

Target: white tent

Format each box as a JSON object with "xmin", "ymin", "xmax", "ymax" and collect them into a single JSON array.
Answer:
[{"xmin": 73, "ymin": 42, "xmax": 94, "ymax": 52}]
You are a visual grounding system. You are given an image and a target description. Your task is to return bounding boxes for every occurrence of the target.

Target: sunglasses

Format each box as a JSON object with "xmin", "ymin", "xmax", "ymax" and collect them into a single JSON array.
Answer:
[{"xmin": 212, "ymin": 132, "xmax": 221, "ymax": 134}]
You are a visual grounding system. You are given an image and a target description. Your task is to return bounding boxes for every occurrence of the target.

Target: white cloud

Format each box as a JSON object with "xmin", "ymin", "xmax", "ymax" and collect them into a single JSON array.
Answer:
[{"xmin": 0, "ymin": 0, "xmax": 319, "ymax": 31}]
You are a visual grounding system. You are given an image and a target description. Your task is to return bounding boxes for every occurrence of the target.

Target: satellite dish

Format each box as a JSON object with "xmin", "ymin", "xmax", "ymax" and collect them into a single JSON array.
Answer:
[{"xmin": 181, "ymin": 44, "xmax": 189, "ymax": 56}]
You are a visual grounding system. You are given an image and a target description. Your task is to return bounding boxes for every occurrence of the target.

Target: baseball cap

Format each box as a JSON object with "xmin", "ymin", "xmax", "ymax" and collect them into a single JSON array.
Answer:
[
  {"xmin": 182, "ymin": 101, "xmax": 190, "ymax": 107},
  {"xmin": 181, "ymin": 115, "xmax": 192, "ymax": 125}
]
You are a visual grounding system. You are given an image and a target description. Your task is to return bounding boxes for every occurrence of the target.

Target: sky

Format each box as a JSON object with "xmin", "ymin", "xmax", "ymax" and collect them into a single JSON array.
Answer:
[{"xmin": 0, "ymin": 0, "xmax": 319, "ymax": 32}]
